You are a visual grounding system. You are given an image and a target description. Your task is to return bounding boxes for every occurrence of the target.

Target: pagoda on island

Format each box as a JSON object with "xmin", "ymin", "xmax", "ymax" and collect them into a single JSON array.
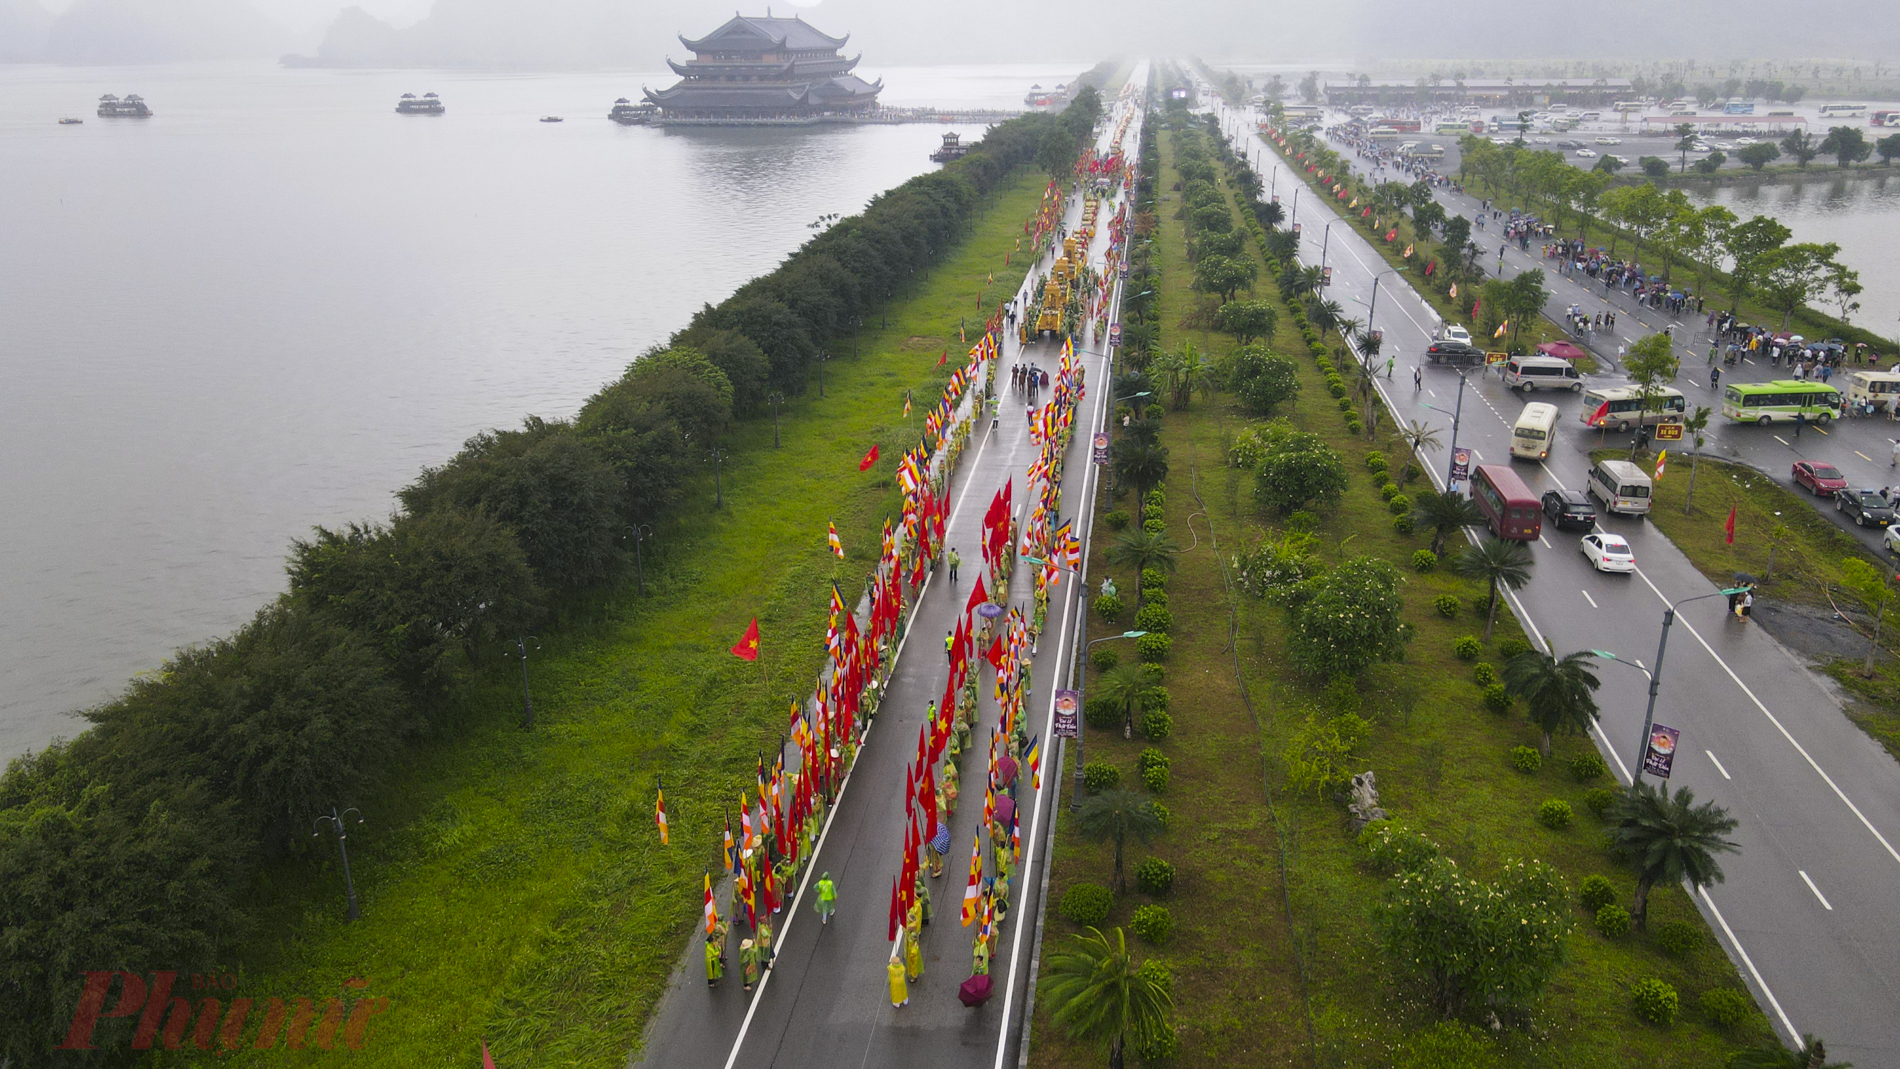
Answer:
[{"xmin": 643, "ymin": 12, "xmax": 882, "ymax": 124}]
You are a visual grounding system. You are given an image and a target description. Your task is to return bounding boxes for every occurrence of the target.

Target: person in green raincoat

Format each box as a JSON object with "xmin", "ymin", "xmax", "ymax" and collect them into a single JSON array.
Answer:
[
  {"xmin": 814, "ymin": 872, "xmax": 837, "ymax": 924},
  {"xmin": 888, "ymin": 948, "xmax": 909, "ymax": 1007},
  {"xmin": 942, "ymin": 761, "xmax": 960, "ymax": 814},
  {"xmin": 705, "ymin": 935, "xmax": 724, "ymax": 986},
  {"xmin": 740, "ymin": 938, "xmax": 762, "ymax": 992},
  {"xmin": 772, "ymin": 857, "xmax": 796, "ymax": 910},
  {"xmin": 915, "ymin": 871, "xmax": 933, "ymax": 925},
  {"xmin": 993, "ymin": 873, "xmax": 1011, "ymax": 928}
]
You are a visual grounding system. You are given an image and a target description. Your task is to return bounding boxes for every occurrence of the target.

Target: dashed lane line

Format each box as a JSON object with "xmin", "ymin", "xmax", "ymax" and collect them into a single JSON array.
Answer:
[
  {"xmin": 1707, "ymin": 750, "xmax": 1732, "ymax": 779},
  {"xmin": 1799, "ymin": 870, "xmax": 1835, "ymax": 911}
]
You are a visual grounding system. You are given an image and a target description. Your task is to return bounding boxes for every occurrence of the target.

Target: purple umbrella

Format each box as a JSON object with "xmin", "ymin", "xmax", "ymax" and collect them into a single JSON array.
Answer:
[
  {"xmin": 993, "ymin": 794, "xmax": 1016, "ymax": 827},
  {"xmin": 995, "ymin": 755, "xmax": 1019, "ymax": 786},
  {"xmin": 958, "ymin": 974, "xmax": 994, "ymax": 1006}
]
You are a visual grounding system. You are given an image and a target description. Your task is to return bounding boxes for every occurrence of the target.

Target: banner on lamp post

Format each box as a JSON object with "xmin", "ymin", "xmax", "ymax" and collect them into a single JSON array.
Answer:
[
  {"xmin": 1449, "ymin": 448, "xmax": 1471, "ymax": 487},
  {"xmin": 1643, "ymin": 724, "xmax": 1681, "ymax": 779},
  {"xmin": 1054, "ymin": 690, "xmax": 1080, "ymax": 739},
  {"xmin": 1091, "ymin": 433, "xmax": 1110, "ymax": 465}
]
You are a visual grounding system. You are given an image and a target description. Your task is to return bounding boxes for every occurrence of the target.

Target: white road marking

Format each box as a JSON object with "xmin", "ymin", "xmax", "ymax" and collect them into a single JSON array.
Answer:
[
  {"xmin": 1539, "ymin": 535, "xmax": 1551, "ymax": 549},
  {"xmin": 1773, "ymin": 435, "xmax": 1791, "ymax": 446},
  {"xmin": 1427, "ymin": 389, "xmax": 1436, "ymax": 398},
  {"xmin": 1856, "ymin": 451, "xmax": 1874, "ymax": 463},
  {"xmin": 1799, "ymin": 870, "xmax": 1834, "ymax": 911},
  {"xmin": 1706, "ymin": 749, "xmax": 1731, "ymax": 779},
  {"xmin": 1581, "ymin": 589, "xmax": 1598, "ymax": 608},
  {"xmin": 1743, "ymin": 358, "xmax": 1755, "ymax": 365}
]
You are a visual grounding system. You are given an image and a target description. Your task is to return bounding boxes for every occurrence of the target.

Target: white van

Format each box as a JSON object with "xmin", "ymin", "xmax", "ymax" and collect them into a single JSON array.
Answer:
[
  {"xmin": 1502, "ymin": 355, "xmax": 1583, "ymax": 392},
  {"xmin": 1511, "ymin": 402, "xmax": 1560, "ymax": 460},
  {"xmin": 1588, "ymin": 459, "xmax": 1653, "ymax": 516},
  {"xmin": 1846, "ymin": 371, "xmax": 1900, "ymax": 413}
]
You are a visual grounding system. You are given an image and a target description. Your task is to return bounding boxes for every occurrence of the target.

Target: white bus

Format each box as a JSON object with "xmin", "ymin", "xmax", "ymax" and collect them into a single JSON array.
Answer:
[
  {"xmin": 1434, "ymin": 120, "xmax": 1471, "ymax": 135},
  {"xmin": 1613, "ymin": 101, "xmax": 1645, "ymax": 112},
  {"xmin": 1819, "ymin": 103, "xmax": 1868, "ymax": 118},
  {"xmin": 1511, "ymin": 403, "xmax": 1560, "ymax": 460},
  {"xmin": 1580, "ymin": 385, "xmax": 1687, "ymax": 431}
]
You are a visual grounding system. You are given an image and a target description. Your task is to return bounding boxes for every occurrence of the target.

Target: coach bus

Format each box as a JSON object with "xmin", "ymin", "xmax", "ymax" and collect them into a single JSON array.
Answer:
[
  {"xmin": 1721, "ymin": 380, "xmax": 1843, "ymax": 425},
  {"xmin": 1818, "ymin": 103, "xmax": 1868, "ymax": 118},
  {"xmin": 1579, "ymin": 385, "xmax": 1687, "ymax": 431},
  {"xmin": 1873, "ymin": 110, "xmax": 1900, "ymax": 128},
  {"xmin": 1435, "ymin": 120, "xmax": 1472, "ymax": 135},
  {"xmin": 1469, "ymin": 464, "xmax": 1542, "ymax": 541}
]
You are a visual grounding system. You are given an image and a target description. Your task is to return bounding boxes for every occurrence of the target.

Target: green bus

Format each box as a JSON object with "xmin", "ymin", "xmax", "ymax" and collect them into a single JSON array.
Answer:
[{"xmin": 1721, "ymin": 380, "xmax": 1843, "ymax": 425}]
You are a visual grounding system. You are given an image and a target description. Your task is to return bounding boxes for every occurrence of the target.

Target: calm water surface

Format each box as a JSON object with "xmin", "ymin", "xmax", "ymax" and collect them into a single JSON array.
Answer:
[{"xmin": 0, "ymin": 62, "xmax": 1073, "ymax": 758}]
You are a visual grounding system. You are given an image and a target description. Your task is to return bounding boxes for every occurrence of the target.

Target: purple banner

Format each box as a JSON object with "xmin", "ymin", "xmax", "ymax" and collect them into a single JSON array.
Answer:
[
  {"xmin": 1054, "ymin": 689, "xmax": 1080, "ymax": 738},
  {"xmin": 1643, "ymin": 724, "xmax": 1681, "ymax": 779}
]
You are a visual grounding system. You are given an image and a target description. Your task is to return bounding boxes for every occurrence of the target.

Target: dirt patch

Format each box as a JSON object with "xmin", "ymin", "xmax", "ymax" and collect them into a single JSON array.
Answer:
[
  {"xmin": 902, "ymin": 335, "xmax": 942, "ymax": 350},
  {"xmin": 1752, "ymin": 599, "xmax": 1870, "ymax": 664}
]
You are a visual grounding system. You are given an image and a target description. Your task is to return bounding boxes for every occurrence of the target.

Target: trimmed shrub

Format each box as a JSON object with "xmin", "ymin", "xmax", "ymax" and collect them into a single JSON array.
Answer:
[
  {"xmin": 1327, "ymin": 379, "xmax": 1348, "ymax": 399},
  {"xmin": 1083, "ymin": 761, "xmax": 1121, "ymax": 793},
  {"xmin": 1631, "ymin": 978, "xmax": 1679, "ymax": 1025},
  {"xmin": 1510, "ymin": 745, "xmax": 1542, "ymax": 773},
  {"xmin": 1582, "ymin": 787, "xmax": 1618, "ymax": 815},
  {"xmin": 1538, "ymin": 799, "xmax": 1573, "ymax": 829},
  {"xmin": 1570, "ymin": 751, "xmax": 1609, "ymax": 782},
  {"xmin": 1141, "ymin": 567, "xmax": 1168, "ymax": 590},
  {"xmin": 1150, "ymin": 800, "xmax": 1171, "ymax": 828},
  {"xmin": 1138, "ymin": 747, "xmax": 1169, "ymax": 775},
  {"xmin": 1434, "ymin": 594, "xmax": 1460, "ymax": 617},
  {"xmin": 1146, "ymin": 488, "xmax": 1166, "ymax": 512},
  {"xmin": 1453, "ymin": 635, "xmax": 1482, "ymax": 660},
  {"xmin": 1483, "ymin": 682, "xmax": 1511, "ymax": 713},
  {"xmin": 1359, "ymin": 819, "xmax": 1442, "ymax": 875},
  {"xmin": 1596, "ymin": 903, "xmax": 1632, "ymax": 937},
  {"xmin": 1497, "ymin": 636, "xmax": 1533, "ymax": 659},
  {"xmin": 1392, "ymin": 513, "xmax": 1415, "ymax": 535},
  {"xmin": 1141, "ymin": 687, "xmax": 1171, "ymax": 713},
  {"xmin": 1131, "ymin": 903, "xmax": 1173, "ymax": 944},
  {"xmin": 1085, "ymin": 695, "xmax": 1120, "ymax": 729},
  {"xmin": 1094, "ymin": 591, "xmax": 1124, "ymax": 622},
  {"xmin": 1140, "ymin": 587, "xmax": 1169, "ymax": 608},
  {"xmin": 1141, "ymin": 709, "xmax": 1173, "ymax": 741},
  {"xmin": 1387, "ymin": 493, "xmax": 1412, "ymax": 516},
  {"xmin": 1142, "ymin": 764, "xmax": 1170, "ymax": 792},
  {"xmin": 1134, "ymin": 602, "xmax": 1173, "ymax": 634},
  {"xmin": 1402, "ymin": 462, "xmax": 1422, "ymax": 482},
  {"xmin": 1579, "ymin": 874, "xmax": 1617, "ymax": 913},
  {"xmin": 1143, "ymin": 517, "xmax": 1167, "ymax": 535},
  {"xmin": 1137, "ymin": 632, "xmax": 1173, "ymax": 662},
  {"xmin": 1472, "ymin": 662, "xmax": 1499, "ymax": 686},
  {"xmin": 1699, "ymin": 988, "xmax": 1753, "ymax": 1029},
  {"xmin": 1134, "ymin": 857, "xmax": 1175, "ymax": 896},
  {"xmin": 1134, "ymin": 1019, "xmax": 1179, "ymax": 1063},
  {"xmin": 1411, "ymin": 549, "xmax": 1438, "ymax": 572},
  {"xmin": 1655, "ymin": 921, "xmax": 1703, "ymax": 957},
  {"xmin": 1090, "ymin": 646, "xmax": 1120, "ymax": 671},
  {"xmin": 1059, "ymin": 882, "xmax": 1113, "ymax": 927},
  {"xmin": 1103, "ymin": 509, "xmax": 1130, "ymax": 531},
  {"xmin": 1346, "ymin": 418, "xmax": 1363, "ymax": 435},
  {"xmin": 1380, "ymin": 482, "xmax": 1401, "ymax": 501},
  {"xmin": 1365, "ymin": 451, "xmax": 1388, "ymax": 471}
]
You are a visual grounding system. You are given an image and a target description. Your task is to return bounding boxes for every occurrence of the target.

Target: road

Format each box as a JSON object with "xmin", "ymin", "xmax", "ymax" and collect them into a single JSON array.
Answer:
[
  {"xmin": 629, "ymin": 75, "xmax": 1146, "ymax": 1069},
  {"xmin": 1210, "ymin": 96, "xmax": 1900, "ymax": 1066}
]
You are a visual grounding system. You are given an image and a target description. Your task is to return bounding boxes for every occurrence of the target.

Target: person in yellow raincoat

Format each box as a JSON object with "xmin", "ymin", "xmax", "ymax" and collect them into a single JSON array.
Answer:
[
  {"xmin": 887, "ymin": 948, "xmax": 909, "ymax": 1007},
  {"xmin": 904, "ymin": 901, "xmax": 924, "ymax": 981}
]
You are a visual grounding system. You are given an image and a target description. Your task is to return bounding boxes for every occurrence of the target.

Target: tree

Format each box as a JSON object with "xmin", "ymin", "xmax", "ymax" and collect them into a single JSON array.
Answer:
[
  {"xmin": 1819, "ymin": 125, "xmax": 1872, "ymax": 168},
  {"xmin": 1605, "ymin": 782, "xmax": 1740, "ymax": 927},
  {"xmin": 1076, "ymin": 791, "xmax": 1166, "ymax": 894},
  {"xmin": 1038, "ymin": 125, "xmax": 1082, "ymax": 176},
  {"xmin": 1224, "ymin": 346, "xmax": 1301, "ymax": 415},
  {"xmin": 1692, "ymin": 150, "xmax": 1727, "ymax": 174},
  {"xmin": 1624, "ymin": 333, "xmax": 1681, "ymax": 450},
  {"xmin": 1041, "ymin": 927, "xmax": 1173, "ymax": 1068},
  {"xmin": 1255, "ymin": 433, "xmax": 1349, "ymax": 513},
  {"xmin": 1377, "ymin": 855, "xmax": 1573, "ymax": 1019},
  {"xmin": 1286, "ymin": 556, "xmax": 1408, "ymax": 678},
  {"xmin": 1308, "ymin": 298, "xmax": 1346, "ymax": 340},
  {"xmin": 1828, "ymin": 262, "xmax": 1864, "ymax": 325},
  {"xmin": 1105, "ymin": 529, "xmax": 1179, "ymax": 609},
  {"xmin": 1878, "ymin": 132, "xmax": 1900, "ymax": 166},
  {"xmin": 1110, "ymin": 441, "xmax": 1170, "ymax": 522},
  {"xmin": 1728, "ymin": 1035, "xmax": 1854, "ymax": 1069},
  {"xmin": 1193, "ymin": 254, "xmax": 1257, "ymax": 303},
  {"xmin": 1673, "ymin": 122, "xmax": 1698, "ymax": 172},
  {"xmin": 1451, "ymin": 537, "xmax": 1532, "ymax": 642},
  {"xmin": 1094, "ymin": 662, "xmax": 1160, "ymax": 738},
  {"xmin": 1721, "ymin": 215, "xmax": 1793, "ymax": 313},
  {"xmin": 1440, "ymin": 214, "xmax": 1471, "ymax": 253},
  {"xmin": 1502, "ymin": 650, "xmax": 1601, "ymax": 758},
  {"xmin": 1640, "ymin": 156, "xmax": 1671, "ymax": 179},
  {"xmin": 1682, "ymin": 405, "xmax": 1712, "ymax": 515},
  {"xmin": 1407, "ymin": 488, "xmax": 1480, "ymax": 557},
  {"xmin": 1738, "ymin": 141, "xmax": 1782, "ymax": 171},
  {"xmin": 1214, "ymin": 299, "xmax": 1277, "ymax": 345},
  {"xmin": 1675, "ymin": 205, "xmax": 1736, "ymax": 307},
  {"xmin": 1756, "ymin": 242, "xmax": 1845, "ymax": 330},
  {"xmin": 1780, "ymin": 129, "xmax": 1819, "ymax": 168}
]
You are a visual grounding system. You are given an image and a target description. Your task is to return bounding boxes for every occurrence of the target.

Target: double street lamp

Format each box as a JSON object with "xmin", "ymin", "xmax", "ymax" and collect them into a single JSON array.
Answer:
[
  {"xmin": 504, "ymin": 634, "xmax": 540, "ymax": 729},
  {"xmin": 312, "ymin": 807, "xmax": 364, "ymax": 922},
  {"xmin": 1592, "ymin": 586, "xmax": 1750, "ymax": 783}
]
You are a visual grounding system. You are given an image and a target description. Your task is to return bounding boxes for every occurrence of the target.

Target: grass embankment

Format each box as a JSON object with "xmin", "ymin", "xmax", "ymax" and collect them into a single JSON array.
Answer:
[
  {"xmin": 213, "ymin": 170, "xmax": 1051, "ymax": 1069},
  {"xmin": 1033, "ymin": 119, "xmax": 1774, "ymax": 1068},
  {"xmin": 1618, "ymin": 449, "xmax": 1900, "ymax": 760}
]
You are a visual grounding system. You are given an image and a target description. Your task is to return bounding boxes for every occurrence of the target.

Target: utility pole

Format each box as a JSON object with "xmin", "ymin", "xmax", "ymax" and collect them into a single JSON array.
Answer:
[{"xmin": 312, "ymin": 807, "xmax": 364, "ymax": 921}]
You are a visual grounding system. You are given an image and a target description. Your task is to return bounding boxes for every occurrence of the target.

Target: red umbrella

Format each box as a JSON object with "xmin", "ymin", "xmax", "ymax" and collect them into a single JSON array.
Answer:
[
  {"xmin": 1536, "ymin": 341, "xmax": 1587, "ymax": 361},
  {"xmin": 958, "ymin": 974, "xmax": 994, "ymax": 1006}
]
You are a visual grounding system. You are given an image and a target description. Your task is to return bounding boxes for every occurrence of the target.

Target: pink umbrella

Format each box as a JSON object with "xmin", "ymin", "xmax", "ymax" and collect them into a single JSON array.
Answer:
[{"xmin": 958, "ymin": 974, "xmax": 994, "ymax": 1006}]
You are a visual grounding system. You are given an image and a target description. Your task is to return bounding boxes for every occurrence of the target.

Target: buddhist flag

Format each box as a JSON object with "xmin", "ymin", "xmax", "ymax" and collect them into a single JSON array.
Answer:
[
  {"xmin": 730, "ymin": 618, "xmax": 760, "ymax": 661},
  {"xmin": 1403, "ymin": 244, "xmax": 1414, "ymax": 258},
  {"xmin": 1494, "ymin": 321, "xmax": 1509, "ymax": 339},
  {"xmin": 828, "ymin": 521, "xmax": 845, "ymax": 559},
  {"xmin": 858, "ymin": 444, "xmax": 880, "ymax": 471},
  {"xmin": 961, "ymin": 833, "xmax": 983, "ymax": 925},
  {"xmin": 1654, "ymin": 449, "xmax": 1667, "ymax": 482},
  {"xmin": 1349, "ymin": 197, "xmax": 1358, "ymax": 208},
  {"xmin": 903, "ymin": 389, "xmax": 912, "ymax": 417},
  {"xmin": 654, "ymin": 783, "xmax": 669, "ymax": 845},
  {"xmin": 1449, "ymin": 283, "xmax": 1459, "ymax": 299},
  {"xmin": 1027, "ymin": 735, "xmax": 1042, "ymax": 790},
  {"xmin": 1725, "ymin": 506, "xmax": 1737, "ymax": 545},
  {"xmin": 723, "ymin": 811, "xmax": 736, "ymax": 874},
  {"xmin": 739, "ymin": 794, "xmax": 754, "ymax": 859},
  {"xmin": 704, "ymin": 872, "xmax": 717, "ymax": 935}
]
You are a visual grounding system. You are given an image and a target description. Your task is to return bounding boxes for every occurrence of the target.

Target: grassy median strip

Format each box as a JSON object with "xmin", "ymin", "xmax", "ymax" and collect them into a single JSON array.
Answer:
[{"xmin": 215, "ymin": 169, "xmax": 1051, "ymax": 1068}]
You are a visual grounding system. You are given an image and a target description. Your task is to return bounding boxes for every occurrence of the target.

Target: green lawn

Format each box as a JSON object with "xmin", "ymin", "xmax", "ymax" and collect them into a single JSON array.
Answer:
[
  {"xmin": 1029, "ymin": 121, "xmax": 1774, "ymax": 1069},
  {"xmin": 212, "ymin": 170, "xmax": 1051, "ymax": 1069}
]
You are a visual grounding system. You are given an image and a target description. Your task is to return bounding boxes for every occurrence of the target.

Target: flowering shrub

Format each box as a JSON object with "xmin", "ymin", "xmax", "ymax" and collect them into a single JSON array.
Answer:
[
  {"xmin": 1377, "ymin": 856, "xmax": 1573, "ymax": 1018},
  {"xmin": 1358, "ymin": 819, "xmax": 1442, "ymax": 875},
  {"xmin": 1234, "ymin": 531, "xmax": 1322, "ymax": 601},
  {"xmin": 1286, "ymin": 556, "xmax": 1408, "ymax": 679}
]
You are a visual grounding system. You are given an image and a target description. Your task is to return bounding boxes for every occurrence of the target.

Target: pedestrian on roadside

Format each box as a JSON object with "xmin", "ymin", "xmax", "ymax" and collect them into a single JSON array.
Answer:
[
  {"xmin": 948, "ymin": 548, "xmax": 961, "ymax": 584},
  {"xmin": 1413, "ymin": 365, "xmax": 1423, "ymax": 390},
  {"xmin": 1739, "ymin": 590, "xmax": 1754, "ymax": 622},
  {"xmin": 1795, "ymin": 410, "xmax": 1806, "ymax": 438},
  {"xmin": 740, "ymin": 939, "xmax": 762, "ymax": 993},
  {"xmin": 814, "ymin": 872, "xmax": 837, "ymax": 925},
  {"xmin": 1890, "ymin": 438, "xmax": 1899, "ymax": 467},
  {"xmin": 945, "ymin": 629, "xmax": 955, "ymax": 664},
  {"xmin": 1709, "ymin": 365, "xmax": 1721, "ymax": 389},
  {"xmin": 1386, "ymin": 356, "xmax": 1394, "ymax": 378},
  {"xmin": 706, "ymin": 935, "xmax": 725, "ymax": 987},
  {"xmin": 887, "ymin": 949, "xmax": 909, "ymax": 1007}
]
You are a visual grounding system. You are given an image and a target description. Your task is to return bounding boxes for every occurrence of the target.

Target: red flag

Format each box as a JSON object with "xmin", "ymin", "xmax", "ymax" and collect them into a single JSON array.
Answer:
[
  {"xmin": 888, "ymin": 875, "xmax": 902, "ymax": 941},
  {"xmin": 858, "ymin": 444, "xmax": 880, "ymax": 471},
  {"xmin": 938, "ymin": 348, "xmax": 947, "ymax": 367},
  {"xmin": 985, "ymin": 635, "xmax": 1005, "ymax": 670},
  {"xmin": 1725, "ymin": 506, "xmax": 1737, "ymax": 546},
  {"xmin": 483, "ymin": 1040, "xmax": 499, "ymax": 1069},
  {"xmin": 1588, "ymin": 400, "xmax": 1611, "ymax": 426},
  {"xmin": 966, "ymin": 574, "xmax": 989, "ymax": 616},
  {"xmin": 730, "ymin": 618, "xmax": 760, "ymax": 661},
  {"xmin": 1384, "ymin": 229, "xmax": 1398, "ymax": 242}
]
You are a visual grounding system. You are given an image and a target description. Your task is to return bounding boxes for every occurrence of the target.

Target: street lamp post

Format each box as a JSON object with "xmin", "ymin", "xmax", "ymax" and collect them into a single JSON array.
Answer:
[
  {"xmin": 816, "ymin": 350, "xmax": 830, "ymax": 397},
  {"xmin": 1364, "ymin": 268, "xmax": 1403, "ymax": 353},
  {"xmin": 1290, "ymin": 185, "xmax": 1301, "ymax": 231},
  {"xmin": 1073, "ymin": 627, "xmax": 1148, "ymax": 808},
  {"xmin": 768, "ymin": 391, "xmax": 786, "ymax": 449},
  {"xmin": 312, "ymin": 807, "xmax": 364, "ymax": 921},
  {"xmin": 1593, "ymin": 585, "xmax": 1749, "ymax": 782},
  {"xmin": 1319, "ymin": 219, "xmax": 1337, "ymax": 280},
  {"xmin": 624, "ymin": 524, "xmax": 653, "ymax": 596},
  {"xmin": 505, "ymin": 635, "xmax": 540, "ymax": 729},
  {"xmin": 1419, "ymin": 372, "xmax": 1469, "ymax": 489},
  {"xmin": 708, "ymin": 447, "xmax": 729, "ymax": 509}
]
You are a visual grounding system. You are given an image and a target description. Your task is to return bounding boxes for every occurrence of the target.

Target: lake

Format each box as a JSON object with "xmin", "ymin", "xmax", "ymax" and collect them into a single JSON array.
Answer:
[{"xmin": 0, "ymin": 61, "xmax": 1074, "ymax": 759}]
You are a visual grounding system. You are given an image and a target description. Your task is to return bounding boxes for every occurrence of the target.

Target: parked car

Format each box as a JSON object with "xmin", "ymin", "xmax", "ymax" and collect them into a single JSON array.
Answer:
[
  {"xmin": 1542, "ymin": 488, "xmax": 1598, "ymax": 530},
  {"xmin": 1792, "ymin": 460, "xmax": 1848, "ymax": 496},
  {"xmin": 1836, "ymin": 488, "xmax": 1895, "ymax": 527},
  {"xmin": 1581, "ymin": 532, "xmax": 1636, "ymax": 573},
  {"xmin": 1425, "ymin": 340, "xmax": 1482, "ymax": 365},
  {"xmin": 1884, "ymin": 524, "xmax": 1900, "ymax": 556},
  {"xmin": 1575, "ymin": 148, "xmax": 1599, "ymax": 158}
]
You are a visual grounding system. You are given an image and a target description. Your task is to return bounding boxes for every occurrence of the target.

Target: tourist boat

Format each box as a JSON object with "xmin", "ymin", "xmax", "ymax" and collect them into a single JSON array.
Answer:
[
  {"xmin": 396, "ymin": 92, "xmax": 444, "ymax": 115},
  {"xmin": 929, "ymin": 131, "xmax": 968, "ymax": 162},
  {"xmin": 608, "ymin": 99, "xmax": 657, "ymax": 125},
  {"xmin": 540, "ymin": 116, "xmax": 564, "ymax": 123},
  {"xmin": 58, "ymin": 117, "xmax": 83, "ymax": 125},
  {"xmin": 96, "ymin": 94, "xmax": 151, "ymax": 118},
  {"xmin": 1024, "ymin": 84, "xmax": 1063, "ymax": 108}
]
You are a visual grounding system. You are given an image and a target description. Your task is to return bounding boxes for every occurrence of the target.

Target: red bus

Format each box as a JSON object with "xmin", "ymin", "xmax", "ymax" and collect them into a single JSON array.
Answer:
[
  {"xmin": 1469, "ymin": 463, "xmax": 1542, "ymax": 541},
  {"xmin": 1377, "ymin": 117, "xmax": 1422, "ymax": 133},
  {"xmin": 1874, "ymin": 110, "xmax": 1900, "ymax": 128}
]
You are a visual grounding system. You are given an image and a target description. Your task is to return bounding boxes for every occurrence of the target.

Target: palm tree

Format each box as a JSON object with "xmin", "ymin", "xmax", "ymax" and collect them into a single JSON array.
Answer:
[
  {"xmin": 1149, "ymin": 349, "xmax": 1186, "ymax": 409},
  {"xmin": 1041, "ymin": 927, "xmax": 1174, "ymax": 1069},
  {"xmin": 1110, "ymin": 441, "xmax": 1170, "ymax": 522},
  {"xmin": 1392, "ymin": 420, "xmax": 1442, "ymax": 488},
  {"xmin": 1729, "ymin": 1035, "xmax": 1852, "ymax": 1069},
  {"xmin": 1106, "ymin": 528, "xmax": 1180, "ymax": 609},
  {"xmin": 1076, "ymin": 789, "xmax": 1165, "ymax": 893},
  {"xmin": 1451, "ymin": 536, "xmax": 1533, "ymax": 642},
  {"xmin": 1094, "ymin": 662, "xmax": 1159, "ymax": 738},
  {"xmin": 1502, "ymin": 650, "xmax": 1602, "ymax": 757},
  {"xmin": 1309, "ymin": 298, "xmax": 1345, "ymax": 340},
  {"xmin": 1176, "ymin": 344, "xmax": 1216, "ymax": 409},
  {"xmin": 1411, "ymin": 489, "xmax": 1484, "ymax": 555},
  {"xmin": 1605, "ymin": 781, "xmax": 1740, "ymax": 928}
]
